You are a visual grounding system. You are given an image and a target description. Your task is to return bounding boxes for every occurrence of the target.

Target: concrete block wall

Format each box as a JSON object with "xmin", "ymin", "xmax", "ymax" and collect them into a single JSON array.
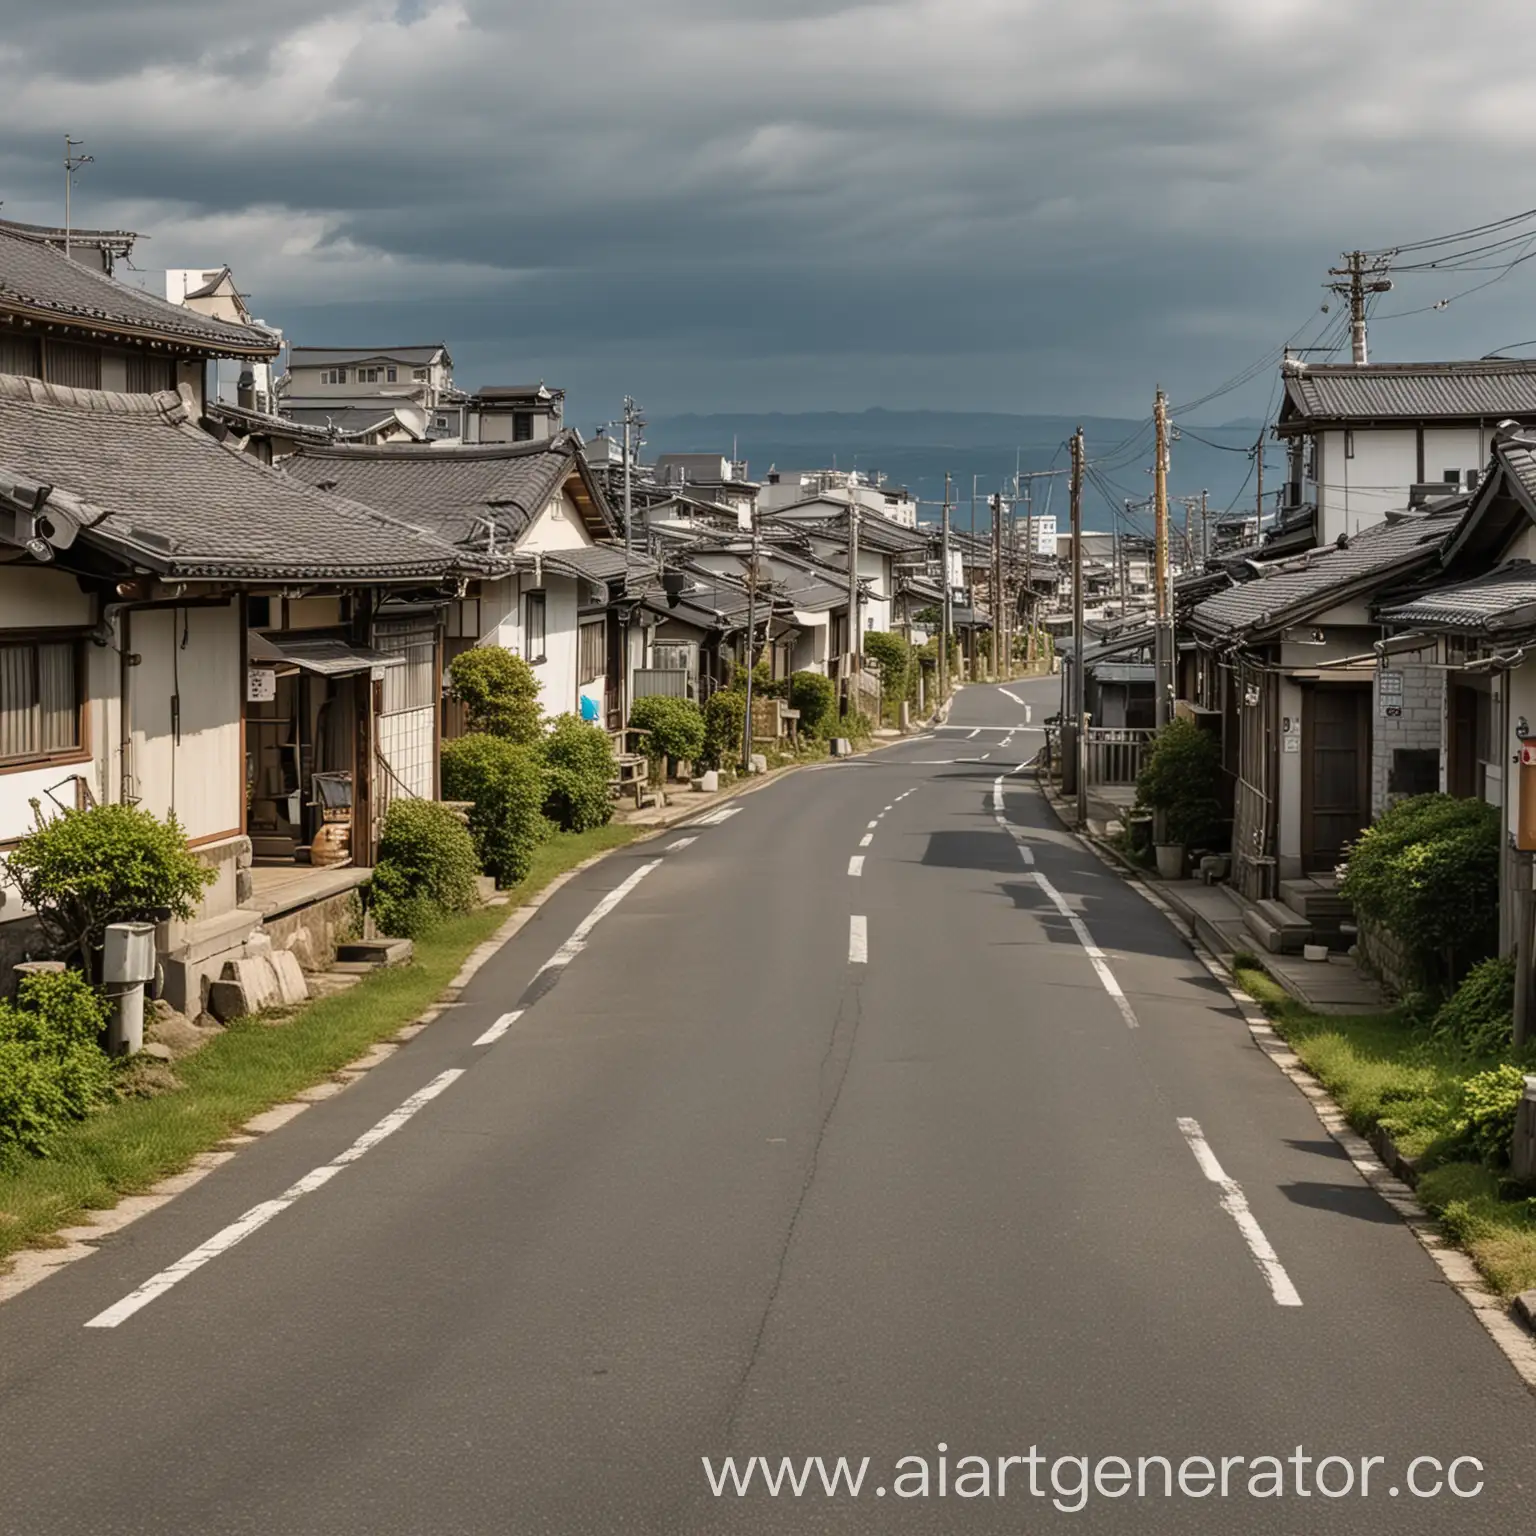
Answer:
[{"xmin": 1371, "ymin": 663, "xmax": 1445, "ymax": 817}]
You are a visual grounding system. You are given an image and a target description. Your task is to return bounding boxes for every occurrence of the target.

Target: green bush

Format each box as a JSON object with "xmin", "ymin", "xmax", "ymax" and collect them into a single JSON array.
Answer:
[
  {"xmin": 628, "ymin": 695, "xmax": 706, "ymax": 767},
  {"xmin": 863, "ymin": 631, "xmax": 911, "ymax": 708},
  {"xmin": 1135, "ymin": 719, "xmax": 1223, "ymax": 848},
  {"xmin": 1430, "ymin": 955, "xmax": 1515, "ymax": 1058},
  {"xmin": 448, "ymin": 646, "xmax": 543, "ymax": 744},
  {"xmin": 1456, "ymin": 1064, "xmax": 1528, "ymax": 1168},
  {"xmin": 441, "ymin": 733, "xmax": 551, "ymax": 887},
  {"xmin": 1339, "ymin": 794, "xmax": 1500, "ymax": 989},
  {"xmin": 370, "ymin": 799, "xmax": 481, "ymax": 939},
  {"xmin": 543, "ymin": 714, "xmax": 616, "ymax": 833},
  {"xmin": 702, "ymin": 689, "xmax": 746, "ymax": 771},
  {"xmin": 789, "ymin": 670, "xmax": 837, "ymax": 737},
  {"xmin": 1, "ymin": 804, "xmax": 214, "ymax": 979},
  {"xmin": 0, "ymin": 971, "xmax": 112, "ymax": 1163}
]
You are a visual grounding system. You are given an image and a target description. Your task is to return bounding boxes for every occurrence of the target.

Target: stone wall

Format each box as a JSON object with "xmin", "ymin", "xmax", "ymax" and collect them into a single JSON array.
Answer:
[
  {"xmin": 1371, "ymin": 663, "xmax": 1444, "ymax": 818},
  {"xmin": 1356, "ymin": 916, "xmax": 1416, "ymax": 1000}
]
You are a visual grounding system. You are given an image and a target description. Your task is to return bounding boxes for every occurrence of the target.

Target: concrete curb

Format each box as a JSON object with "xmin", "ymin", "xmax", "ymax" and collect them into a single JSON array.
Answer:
[{"xmin": 1033, "ymin": 768, "xmax": 1536, "ymax": 1392}]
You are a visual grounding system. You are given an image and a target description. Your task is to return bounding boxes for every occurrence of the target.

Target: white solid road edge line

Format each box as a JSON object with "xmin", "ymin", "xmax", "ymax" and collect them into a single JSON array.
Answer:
[
  {"xmin": 849, "ymin": 915, "xmax": 869, "ymax": 964},
  {"xmin": 85, "ymin": 1070, "xmax": 466, "ymax": 1329},
  {"xmin": 473, "ymin": 1009, "xmax": 524, "ymax": 1046},
  {"xmin": 536, "ymin": 860, "xmax": 661, "ymax": 975},
  {"xmin": 1033, "ymin": 871, "xmax": 1138, "ymax": 1027},
  {"xmin": 998, "ymin": 686, "xmax": 1024, "ymax": 705},
  {"xmin": 1177, "ymin": 1117, "xmax": 1303, "ymax": 1308},
  {"xmin": 848, "ymin": 855, "xmax": 865, "ymax": 877}
]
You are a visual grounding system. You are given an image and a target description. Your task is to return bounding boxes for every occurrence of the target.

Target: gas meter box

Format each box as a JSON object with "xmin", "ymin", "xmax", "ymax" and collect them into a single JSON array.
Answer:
[{"xmin": 102, "ymin": 921, "xmax": 157, "ymax": 985}]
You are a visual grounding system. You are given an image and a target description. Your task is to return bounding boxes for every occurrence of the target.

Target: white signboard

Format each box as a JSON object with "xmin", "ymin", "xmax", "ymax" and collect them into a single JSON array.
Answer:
[{"xmin": 246, "ymin": 667, "xmax": 276, "ymax": 704}]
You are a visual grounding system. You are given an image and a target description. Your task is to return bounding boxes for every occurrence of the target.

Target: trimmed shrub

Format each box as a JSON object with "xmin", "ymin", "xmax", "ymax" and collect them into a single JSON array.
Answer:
[
  {"xmin": 628, "ymin": 695, "xmax": 706, "ymax": 768},
  {"xmin": 789, "ymin": 670, "xmax": 837, "ymax": 737},
  {"xmin": 702, "ymin": 689, "xmax": 746, "ymax": 771},
  {"xmin": 1, "ymin": 804, "xmax": 214, "ymax": 979},
  {"xmin": 863, "ymin": 631, "xmax": 911, "ymax": 709},
  {"xmin": 1339, "ymin": 794, "xmax": 1500, "ymax": 989},
  {"xmin": 448, "ymin": 646, "xmax": 543, "ymax": 744},
  {"xmin": 442, "ymin": 733, "xmax": 551, "ymax": 887},
  {"xmin": 543, "ymin": 714, "xmax": 616, "ymax": 833},
  {"xmin": 370, "ymin": 799, "xmax": 481, "ymax": 938},
  {"xmin": 1135, "ymin": 719, "xmax": 1223, "ymax": 848},
  {"xmin": 1429, "ymin": 955, "xmax": 1515, "ymax": 1058},
  {"xmin": 0, "ymin": 971, "xmax": 112, "ymax": 1163},
  {"xmin": 1456, "ymin": 1064, "xmax": 1528, "ymax": 1168}
]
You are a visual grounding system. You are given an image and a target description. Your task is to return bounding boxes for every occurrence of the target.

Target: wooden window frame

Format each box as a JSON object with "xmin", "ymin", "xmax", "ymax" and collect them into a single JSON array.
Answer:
[
  {"xmin": 524, "ymin": 591, "xmax": 547, "ymax": 664},
  {"xmin": 0, "ymin": 630, "xmax": 91, "ymax": 775}
]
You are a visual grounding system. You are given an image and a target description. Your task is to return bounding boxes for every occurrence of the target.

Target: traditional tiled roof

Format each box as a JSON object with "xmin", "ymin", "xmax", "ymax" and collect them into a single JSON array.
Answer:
[
  {"xmin": 1190, "ymin": 507, "xmax": 1460, "ymax": 639},
  {"xmin": 204, "ymin": 399, "xmax": 368, "ymax": 445},
  {"xmin": 1277, "ymin": 358, "xmax": 1536, "ymax": 433},
  {"xmin": 1379, "ymin": 561, "xmax": 1536, "ymax": 634},
  {"xmin": 0, "ymin": 219, "xmax": 276, "ymax": 357},
  {"xmin": 281, "ymin": 430, "xmax": 613, "ymax": 547},
  {"xmin": 542, "ymin": 543, "xmax": 652, "ymax": 586},
  {"xmin": 0, "ymin": 376, "xmax": 478, "ymax": 581}
]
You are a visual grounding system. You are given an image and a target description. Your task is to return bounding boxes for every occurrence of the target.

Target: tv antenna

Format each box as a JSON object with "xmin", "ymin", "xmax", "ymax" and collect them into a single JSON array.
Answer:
[{"xmin": 64, "ymin": 136, "xmax": 94, "ymax": 261}]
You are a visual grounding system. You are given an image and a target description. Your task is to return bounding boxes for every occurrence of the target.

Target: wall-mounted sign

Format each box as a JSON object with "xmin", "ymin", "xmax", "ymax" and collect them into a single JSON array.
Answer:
[{"xmin": 246, "ymin": 667, "xmax": 276, "ymax": 704}]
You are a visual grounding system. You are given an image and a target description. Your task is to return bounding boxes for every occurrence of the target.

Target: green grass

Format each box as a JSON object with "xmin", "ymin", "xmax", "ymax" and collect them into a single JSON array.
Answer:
[
  {"xmin": 1235, "ymin": 961, "xmax": 1536, "ymax": 1299},
  {"xmin": 0, "ymin": 822, "xmax": 640, "ymax": 1266}
]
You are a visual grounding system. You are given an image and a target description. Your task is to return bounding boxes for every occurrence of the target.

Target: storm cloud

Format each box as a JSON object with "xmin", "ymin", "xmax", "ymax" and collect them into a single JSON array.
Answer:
[{"xmin": 1, "ymin": 0, "xmax": 1531, "ymax": 423}]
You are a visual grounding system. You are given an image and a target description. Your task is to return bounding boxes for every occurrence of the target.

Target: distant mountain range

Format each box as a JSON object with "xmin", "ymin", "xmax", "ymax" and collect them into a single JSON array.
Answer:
[{"xmin": 644, "ymin": 408, "xmax": 1277, "ymax": 536}]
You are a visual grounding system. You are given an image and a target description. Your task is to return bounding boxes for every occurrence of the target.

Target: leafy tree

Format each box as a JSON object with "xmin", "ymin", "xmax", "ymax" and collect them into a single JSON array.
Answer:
[
  {"xmin": 1, "ymin": 805, "xmax": 214, "ymax": 979},
  {"xmin": 448, "ymin": 646, "xmax": 543, "ymax": 744},
  {"xmin": 1134, "ymin": 719, "xmax": 1224, "ymax": 848},
  {"xmin": 788, "ymin": 671, "xmax": 836, "ymax": 737},
  {"xmin": 628, "ymin": 695, "xmax": 706, "ymax": 768},
  {"xmin": 863, "ymin": 631, "xmax": 911, "ymax": 712},
  {"xmin": 702, "ymin": 689, "xmax": 745, "ymax": 770}
]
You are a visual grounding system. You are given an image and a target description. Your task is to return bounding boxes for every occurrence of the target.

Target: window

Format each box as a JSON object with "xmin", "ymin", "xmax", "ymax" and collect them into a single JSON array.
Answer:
[
  {"xmin": 357, "ymin": 367, "xmax": 382, "ymax": 384},
  {"xmin": 320, "ymin": 368, "xmax": 347, "ymax": 385},
  {"xmin": 374, "ymin": 624, "xmax": 437, "ymax": 714},
  {"xmin": 125, "ymin": 353, "xmax": 175, "ymax": 393},
  {"xmin": 386, "ymin": 366, "xmax": 398, "ymax": 383},
  {"xmin": 0, "ymin": 638, "xmax": 83, "ymax": 767},
  {"xmin": 578, "ymin": 620, "xmax": 606, "ymax": 685},
  {"xmin": 413, "ymin": 367, "xmax": 428, "ymax": 382},
  {"xmin": 513, "ymin": 411, "xmax": 535, "ymax": 442},
  {"xmin": 524, "ymin": 591, "xmax": 547, "ymax": 663},
  {"xmin": 1344, "ymin": 430, "xmax": 1355, "ymax": 460}
]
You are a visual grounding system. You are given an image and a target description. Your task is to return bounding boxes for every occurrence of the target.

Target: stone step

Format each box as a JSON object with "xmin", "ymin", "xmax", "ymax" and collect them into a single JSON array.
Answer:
[
  {"xmin": 334, "ymin": 938, "xmax": 414, "ymax": 971},
  {"xmin": 1242, "ymin": 898, "xmax": 1313, "ymax": 955},
  {"xmin": 1278, "ymin": 877, "xmax": 1353, "ymax": 925}
]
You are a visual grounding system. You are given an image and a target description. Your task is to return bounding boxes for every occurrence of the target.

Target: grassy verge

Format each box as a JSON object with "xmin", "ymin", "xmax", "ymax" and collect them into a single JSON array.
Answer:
[
  {"xmin": 1234, "ymin": 961, "xmax": 1536, "ymax": 1300},
  {"xmin": 0, "ymin": 822, "xmax": 640, "ymax": 1266}
]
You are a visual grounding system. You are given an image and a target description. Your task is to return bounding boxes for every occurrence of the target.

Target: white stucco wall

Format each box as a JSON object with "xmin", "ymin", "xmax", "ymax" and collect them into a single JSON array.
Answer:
[
  {"xmin": 446, "ymin": 572, "xmax": 584, "ymax": 719},
  {"xmin": 1317, "ymin": 428, "xmax": 1417, "ymax": 542},
  {"xmin": 517, "ymin": 491, "xmax": 594, "ymax": 554}
]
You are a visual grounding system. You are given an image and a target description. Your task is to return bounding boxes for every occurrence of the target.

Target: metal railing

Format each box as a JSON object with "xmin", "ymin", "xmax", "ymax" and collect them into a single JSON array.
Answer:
[{"xmin": 1084, "ymin": 726, "xmax": 1154, "ymax": 786}]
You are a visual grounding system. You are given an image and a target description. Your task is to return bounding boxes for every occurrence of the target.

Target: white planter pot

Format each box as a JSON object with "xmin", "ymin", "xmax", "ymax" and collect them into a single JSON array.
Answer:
[{"xmin": 1154, "ymin": 843, "xmax": 1185, "ymax": 880}]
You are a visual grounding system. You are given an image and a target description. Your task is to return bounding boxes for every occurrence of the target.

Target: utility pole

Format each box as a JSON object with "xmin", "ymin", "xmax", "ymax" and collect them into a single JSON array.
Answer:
[
  {"xmin": 940, "ymin": 473, "xmax": 953, "ymax": 705},
  {"xmin": 64, "ymin": 136, "xmax": 93, "ymax": 262},
  {"xmin": 742, "ymin": 504, "xmax": 760, "ymax": 770},
  {"xmin": 621, "ymin": 395, "xmax": 641, "ymax": 578},
  {"xmin": 1070, "ymin": 428, "xmax": 1086, "ymax": 828},
  {"xmin": 1200, "ymin": 487, "xmax": 1209, "ymax": 565},
  {"xmin": 990, "ymin": 492, "xmax": 1002, "ymax": 679},
  {"xmin": 1254, "ymin": 425, "xmax": 1264, "ymax": 531},
  {"xmin": 1153, "ymin": 390, "xmax": 1172, "ymax": 729},
  {"xmin": 1022, "ymin": 482, "xmax": 1034, "ymax": 665},
  {"xmin": 845, "ymin": 493, "xmax": 861, "ymax": 716},
  {"xmin": 1327, "ymin": 250, "xmax": 1394, "ymax": 367}
]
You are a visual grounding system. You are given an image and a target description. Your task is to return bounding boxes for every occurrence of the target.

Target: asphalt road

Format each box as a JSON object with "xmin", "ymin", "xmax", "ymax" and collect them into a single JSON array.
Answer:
[{"xmin": 2, "ymin": 678, "xmax": 1535, "ymax": 1534}]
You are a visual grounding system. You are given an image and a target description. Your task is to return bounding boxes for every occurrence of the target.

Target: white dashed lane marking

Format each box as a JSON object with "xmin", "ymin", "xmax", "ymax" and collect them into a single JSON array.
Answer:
[{"xmin": 849, "ymin": 915, "xmax": 869, "ymax": 964}]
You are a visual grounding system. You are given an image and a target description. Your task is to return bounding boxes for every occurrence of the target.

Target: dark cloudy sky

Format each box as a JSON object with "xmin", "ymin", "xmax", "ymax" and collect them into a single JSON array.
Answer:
[{"xmin": 3, "ymin": 0, "xmax": 1533, "ymax": 428}]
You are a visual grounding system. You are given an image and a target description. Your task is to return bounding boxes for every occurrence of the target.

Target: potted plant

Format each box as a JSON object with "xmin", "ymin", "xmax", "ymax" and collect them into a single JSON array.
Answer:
[{"xmin": 1134, "ymin": 718, "xmax": 1223, "ymax": 880}]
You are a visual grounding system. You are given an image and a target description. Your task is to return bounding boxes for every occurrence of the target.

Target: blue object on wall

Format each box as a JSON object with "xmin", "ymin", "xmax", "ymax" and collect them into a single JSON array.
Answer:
[{"xmin": 580, "ymin": 694, "xmax": 601, "ymax": 722}]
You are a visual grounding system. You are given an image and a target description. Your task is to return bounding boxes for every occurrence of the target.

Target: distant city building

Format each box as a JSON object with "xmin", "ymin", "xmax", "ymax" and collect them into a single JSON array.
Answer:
[
  {"xmin": 278, "ymin": 343, "xmax": 460, "ymax": 440},
  {"xmin": 158, "ymin": 267, "xmax": 282, "ymax": 413},
  {"xmin": 759, "ymin": 467, "xmax": 917, "ymax": 528},
  {"xmin": 1022, "ymin": 512, "xmax": 1057, "ymax": 556}
]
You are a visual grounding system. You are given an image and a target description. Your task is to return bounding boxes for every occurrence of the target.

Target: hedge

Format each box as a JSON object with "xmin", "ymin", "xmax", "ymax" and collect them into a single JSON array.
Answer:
[
  {"xmin": 543, "ymin": 714, "xmax": 617, "ymax": 833},
  {"xmin": 702, "ymin": 689, "xmax": 745, "ymax": 771},
  {"xmin": 789, "ymin": 671, "xmax": 837, "ymax": 737},
  {"xmin": 442, "ymin": 733, "xmax": 551, "ymax": 887},
  {"xmin": 1339, "ymin": 794, "xmax": 1500, "ymax": 990},
  {"xmin": 370, "ymin": 799, "xmax": 482, "ymax": 938},
  {"xmin": 0, "ymin": 971, "xmax": 112, "ymax": 1163},
  {"xmin": 1134, "ymin": 719, "xmax": 1223, "ymax": 848},
  {"xmin": 863, "ymin": 631, "xmax": 911, "ymax": 705}
]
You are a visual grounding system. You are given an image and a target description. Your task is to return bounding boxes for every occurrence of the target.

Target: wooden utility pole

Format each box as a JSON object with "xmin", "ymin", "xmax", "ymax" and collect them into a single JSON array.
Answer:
[
  {"xmin": 1254, "ymin": 425, "xmax": 1264, "ymax": 530},
  {"xmin": 990, "ymin": 492, "xmax": 1002, "ymax": 679},
  {"xmin": 1070, "ymin": 428, "xmax": 1086, "ymax": 828},
  {"xmin": 940, "ymin": 474, "xmax": 953, "ymax": 704},
  {"xmin": 1153, "ymin": 389, "xmax": 1172, "ymax": 729},
  {"xmin": 1022, "ymin": 483, "xmax": 1034, "ymax": 664}
]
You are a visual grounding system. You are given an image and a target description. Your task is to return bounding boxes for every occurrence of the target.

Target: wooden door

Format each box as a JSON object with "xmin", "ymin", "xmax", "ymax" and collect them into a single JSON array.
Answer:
[{"xmin": 1301, "ymin": 684, "xmax": 1371, "ymax": 871}]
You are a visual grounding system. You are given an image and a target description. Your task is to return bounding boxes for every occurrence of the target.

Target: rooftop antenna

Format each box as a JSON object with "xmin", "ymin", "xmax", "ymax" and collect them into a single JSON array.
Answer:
[{"xmin": 64, "ymin": 135, "xmax": 94, "ymax": 262}]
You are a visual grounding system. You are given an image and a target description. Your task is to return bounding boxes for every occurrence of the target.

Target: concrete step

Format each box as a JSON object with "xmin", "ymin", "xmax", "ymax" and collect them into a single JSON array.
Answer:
[
  {"xmin": 1242, "ymin": 898, "xmax": 1313, "ymax": 955},
  {"xmin": 334, "ymin": 938, "xmax": 414, "ymax": 972},
  {"xmin": 1278, "ymin": 877, "xmax": 1353, "ymax": 926}
]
